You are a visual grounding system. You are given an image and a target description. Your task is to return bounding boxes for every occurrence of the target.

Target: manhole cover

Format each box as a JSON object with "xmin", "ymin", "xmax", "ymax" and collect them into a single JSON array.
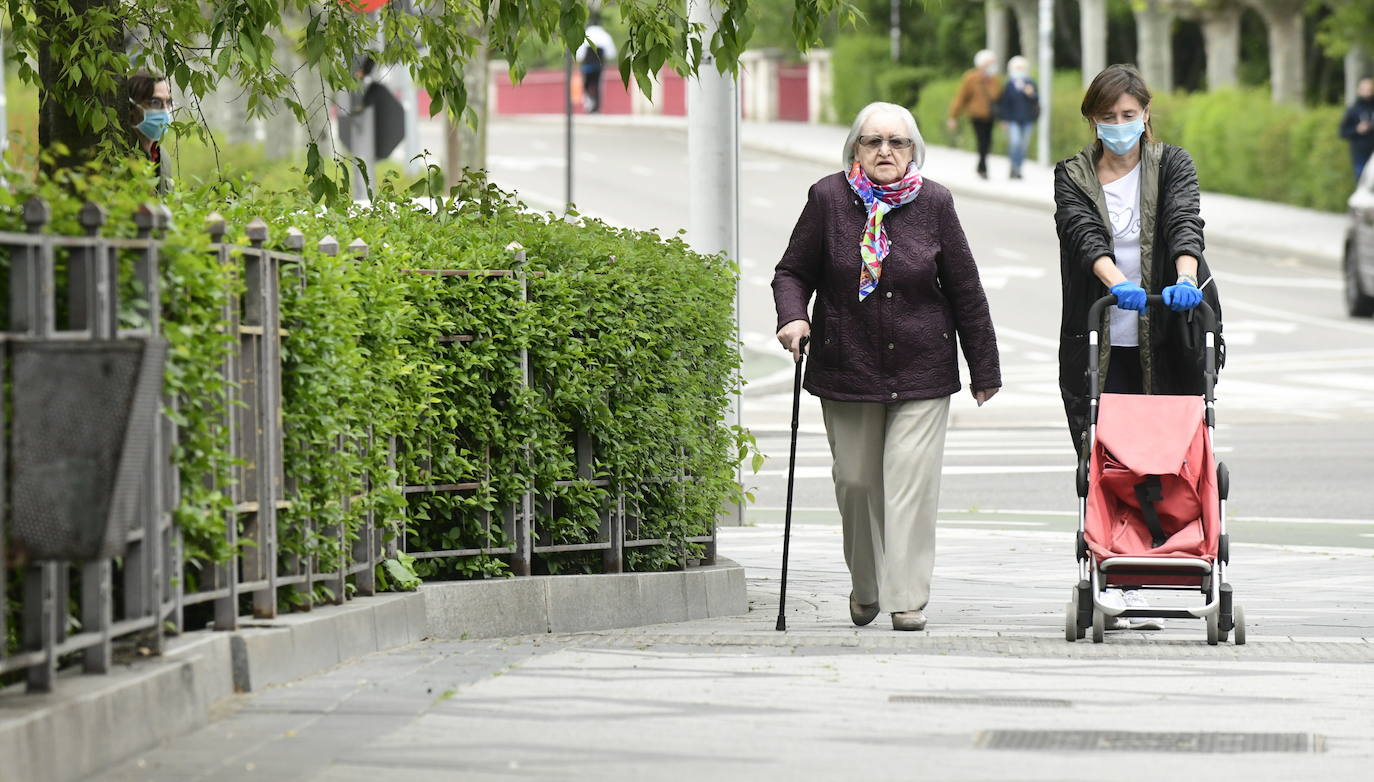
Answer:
[
  {"xmin": 889, "ymin": 695, "xmax": 1071, "ymax": 708},
  {"xmin": 976, "ymin": 730, "xmax": 1323, "ymax": 753}
]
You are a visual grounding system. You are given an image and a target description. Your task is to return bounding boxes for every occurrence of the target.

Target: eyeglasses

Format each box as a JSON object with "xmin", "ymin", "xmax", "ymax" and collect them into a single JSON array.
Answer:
[
  {"xmin": 131, "ymin": 97, "xmax": 174, "ymax": 111},
  {"xmin": 858, "ymin": 135, "xmax": 914, "ymax": 151}
]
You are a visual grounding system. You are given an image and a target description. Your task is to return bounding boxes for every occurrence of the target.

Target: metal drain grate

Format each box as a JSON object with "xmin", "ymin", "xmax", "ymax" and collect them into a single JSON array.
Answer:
[
  {"xmin": 889, "ymin": 695, "xmax": 1071, "ymax": 708},
  {"xmin": 976, "ymin": 730, "xmax": 1324, "ymax": 753}
]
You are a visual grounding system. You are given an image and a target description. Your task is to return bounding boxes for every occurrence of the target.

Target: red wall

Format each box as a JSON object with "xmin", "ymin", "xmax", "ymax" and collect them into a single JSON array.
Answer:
[
  {"xmin": 492, "ymin": 69, "xmax": 689, "ymax": 116},
  {"xmin": 410, "ymin": 65, "xmax": 806, "ymax": 121}
]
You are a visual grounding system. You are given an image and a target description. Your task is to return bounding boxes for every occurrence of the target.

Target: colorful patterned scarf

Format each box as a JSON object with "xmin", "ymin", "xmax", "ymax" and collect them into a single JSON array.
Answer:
[{"xmin": 846, "ymin": 160, "xmax": 924, "ymax": 301}]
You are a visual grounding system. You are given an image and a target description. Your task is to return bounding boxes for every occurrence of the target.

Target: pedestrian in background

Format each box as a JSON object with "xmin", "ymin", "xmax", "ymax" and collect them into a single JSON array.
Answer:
[
  {"xmin": 947, "ymin": 49, "xmax": 1000, "ymax": 180},
  {"xmin": 773, "ymin": 102, "xmax": 1001, "ymax": 632},
  {"xmin": 1340, "ymin": 77, "xmax": 1374, "ymax": 183},
  {"xmin": 128, "ymin": 70, "xmax": 173, "ymax": 192},
  {"xmin": 1053, "ymin": 64, "xmax": 1223, "ymax": 629},
  {"xmin": 576, "ymin": 12, "xmax": 617, "ymax": 114},
  {"xmin": 996, "ymin": 55, "xmax": 1039, "ymax": 180}
]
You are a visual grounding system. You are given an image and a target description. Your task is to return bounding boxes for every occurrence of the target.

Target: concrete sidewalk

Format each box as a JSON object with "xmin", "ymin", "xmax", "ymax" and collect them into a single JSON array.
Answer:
[
  {"xmin": 510, "ymin": 114, "xmax": 1348, "ymax": 267},
  {"xmin": 99, "ymin": 523, "xmax": 1374, "ymax": 780}
]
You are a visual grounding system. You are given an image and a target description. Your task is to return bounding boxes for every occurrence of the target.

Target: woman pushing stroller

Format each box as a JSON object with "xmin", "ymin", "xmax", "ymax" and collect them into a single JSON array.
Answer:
[{"xmin": 1054, "ymin": 65, "xmax": 1223, "ymax": 631}]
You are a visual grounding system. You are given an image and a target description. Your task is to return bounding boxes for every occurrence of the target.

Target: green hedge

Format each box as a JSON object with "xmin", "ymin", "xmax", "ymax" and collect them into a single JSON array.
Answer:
[
  {"xmin": 831, "ymin": 34, "xmax": 890, "ymax": 123},
  {"xmin": 913, "ymin": 72, "xmax": 1353, "ymax": 213},
  {"xmin": 1, "ymin": 163, "xmax": 748, "ymax": 613},
  {"xmin": 831, "ymin": 34, "xmax": 946, "ymax": 124}
]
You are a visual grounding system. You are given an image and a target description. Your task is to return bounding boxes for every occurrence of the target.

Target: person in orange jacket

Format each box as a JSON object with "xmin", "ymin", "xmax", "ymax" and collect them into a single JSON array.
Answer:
[{"xmin": 947, "ymin": 49, "xmax": 1001, "ymax": 180}]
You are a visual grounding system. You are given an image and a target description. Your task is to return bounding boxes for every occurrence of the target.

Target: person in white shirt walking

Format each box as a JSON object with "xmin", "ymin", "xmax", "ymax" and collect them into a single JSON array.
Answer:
[
  {"xmin": 1052, "ymin": 64, "xmax": 1224, "ymax": 631},
  {"xmin": 576, "ymin": 13, "xmax": 617, "ymax": 113}
]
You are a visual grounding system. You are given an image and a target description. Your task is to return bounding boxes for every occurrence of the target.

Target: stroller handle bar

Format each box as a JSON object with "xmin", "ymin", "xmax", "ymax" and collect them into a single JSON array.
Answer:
[
  {"xmin": 1085, "ymin": 295, "xmax": 1220, "ymax": 412},
  {"xmin": 1087, "ymin": 295, "xmax": 1217, "ymax": 337}
]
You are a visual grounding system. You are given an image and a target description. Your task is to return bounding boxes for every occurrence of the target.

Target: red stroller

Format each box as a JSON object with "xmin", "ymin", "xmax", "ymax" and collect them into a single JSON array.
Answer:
[{"xmin": 1064, "ymin": 295, "xmax": 1244, "ymax": 645}]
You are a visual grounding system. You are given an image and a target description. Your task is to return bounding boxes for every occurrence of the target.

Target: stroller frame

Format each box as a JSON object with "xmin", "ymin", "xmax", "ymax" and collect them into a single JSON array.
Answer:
[{"xmin": 1064, "ymin": 295, "xmax": 1245, "ymax": 645}]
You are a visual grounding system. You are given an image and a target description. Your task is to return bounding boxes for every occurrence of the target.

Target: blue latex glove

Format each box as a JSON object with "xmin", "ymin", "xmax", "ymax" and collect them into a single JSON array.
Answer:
[
  {"xmin": 1162, "ymin": 280, "xmax": 1203, "ymax": 311},
  {"xmin": 1110, "ymin": 281, "xmax": 1148, "ymax": 312}
]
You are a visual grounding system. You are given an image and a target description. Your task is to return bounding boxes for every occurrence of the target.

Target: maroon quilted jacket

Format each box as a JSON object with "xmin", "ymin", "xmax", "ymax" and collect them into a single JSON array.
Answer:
[{"xmin": 772, "ymin": 173, "xmax": 1001, "ymax": 402}]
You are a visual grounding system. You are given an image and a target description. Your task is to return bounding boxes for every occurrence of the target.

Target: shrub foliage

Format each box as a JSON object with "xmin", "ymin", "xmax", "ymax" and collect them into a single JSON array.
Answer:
[{"xmin": 1, "ymin": 163, "xmax": 749, "ymax": 620}]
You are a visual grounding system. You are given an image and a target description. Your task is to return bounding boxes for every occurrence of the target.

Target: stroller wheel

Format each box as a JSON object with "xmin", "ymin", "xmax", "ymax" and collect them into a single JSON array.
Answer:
[
  {"xmin": 1091, "ymin": 607, "xmax": 1105, "ymax": 643},
  {"xmin": 1206, "ymin": 611, "xmax": 1220, "ymax": 646},
  {"xmin": 1234, "ymin": 604, "xmax": 1247, "ymax": 646},
  {"xmin": 1065, "ymin": 589, "xmax": 1086, "ymax": 642}
]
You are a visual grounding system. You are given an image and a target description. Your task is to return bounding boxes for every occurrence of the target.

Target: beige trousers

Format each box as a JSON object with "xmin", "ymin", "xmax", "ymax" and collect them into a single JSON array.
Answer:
[{"xmin": 820, "ymin": 396, "xmax": 950, "ymax": 613}]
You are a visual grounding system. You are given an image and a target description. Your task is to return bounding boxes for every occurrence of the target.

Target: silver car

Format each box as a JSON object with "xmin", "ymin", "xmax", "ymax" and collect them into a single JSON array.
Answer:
[{"xmin": 1346, "ymin": 152, "xmax": 1374, "ymax": 317}]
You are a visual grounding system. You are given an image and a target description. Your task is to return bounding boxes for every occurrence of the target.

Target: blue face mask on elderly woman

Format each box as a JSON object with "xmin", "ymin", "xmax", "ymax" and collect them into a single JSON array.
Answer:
[{"xmin": 1097, "ymin": 116, "xmax": 1144, "ymax": 156}]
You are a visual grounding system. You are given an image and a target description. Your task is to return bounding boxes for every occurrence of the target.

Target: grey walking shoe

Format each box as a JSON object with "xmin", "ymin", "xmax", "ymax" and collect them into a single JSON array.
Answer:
[
  {"xmin": 891, "ymin": 611, "xmax": 927, "ymax": 631},
  {"xmin": 849, "ymin": 593, "xmax": 879, "ymax": 627}
]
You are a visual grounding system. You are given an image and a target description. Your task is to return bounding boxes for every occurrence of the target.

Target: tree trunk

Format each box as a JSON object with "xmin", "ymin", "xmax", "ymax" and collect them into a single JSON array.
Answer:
[
  {"xmin": 1200, "ymin": 2, "xmax": 1242, "ymax": 90},
  {"xmin": 36, "ymin": 0, "xmax": 125, "ymax": 172},
  {"xmin": 1246, "ymin": 0, "xmax": 1305, "ymax": 104},
  {"xmin": 1346, "ymin": 45, "xmax": 1371, "ymax": 105},
  {"xmin": 1008, "ymin": 0, "xmax": 1038, "ymax": 73},
  {"xmin": 889, "ymin": 0, "xmax": 901, "ymax": 63},
  {"xmin": 1134, "ymin": 0, "xmax": 1176, "ymax": 94},
  {"xmin": 986, "ymin": 0, "xmax": 1010, "ymax": 70},
  {"xmin": 1079, "ymin": 0, "xmax": 1108, "ymax": 87}
]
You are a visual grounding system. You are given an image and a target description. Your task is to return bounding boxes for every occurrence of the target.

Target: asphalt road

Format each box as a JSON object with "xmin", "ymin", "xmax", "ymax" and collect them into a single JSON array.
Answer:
[{"xmin": 481, "ymin": 118, "xmax": 1374, "ymax": 547}]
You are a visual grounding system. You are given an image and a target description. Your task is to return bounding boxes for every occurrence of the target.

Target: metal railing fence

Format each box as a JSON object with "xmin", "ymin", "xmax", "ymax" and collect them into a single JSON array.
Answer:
[{"xmin": 1, "ymin": 199, "xmax": 717, "ymax": 696}]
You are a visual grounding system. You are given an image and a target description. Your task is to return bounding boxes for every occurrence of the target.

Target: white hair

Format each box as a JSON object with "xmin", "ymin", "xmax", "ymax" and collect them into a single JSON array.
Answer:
[
  {"xmin": 1008, "ymin": 55, "xmax": 1029, "ymax": 72},
  {"xmin": 843, "ymin": 102, "xmax": 926, "ymax": 170},
  {"xmin": 975, "ymin": 49, "xmax": 996, "ymax": 68}
]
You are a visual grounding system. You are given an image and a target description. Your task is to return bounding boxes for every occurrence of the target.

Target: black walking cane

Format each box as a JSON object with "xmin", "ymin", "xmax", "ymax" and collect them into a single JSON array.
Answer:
[{"xmin": 776, "ymin": 336, "xmax": 808, "ymax": 632}]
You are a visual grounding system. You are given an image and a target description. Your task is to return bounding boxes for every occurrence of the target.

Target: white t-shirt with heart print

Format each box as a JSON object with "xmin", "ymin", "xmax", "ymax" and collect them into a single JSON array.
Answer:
[{"xmin": 1103, "ymin": 162, "xmax": 1143, "ymax": 346}]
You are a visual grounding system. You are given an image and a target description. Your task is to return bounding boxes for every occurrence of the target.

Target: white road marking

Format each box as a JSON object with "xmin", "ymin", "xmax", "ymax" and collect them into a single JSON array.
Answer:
[
  {"xmin": 754, "ymin": 465, "xmax": 1073, "ymax": 478},
  {"xmin": 992, "ymin": 248, "xmax": 1029, "ymax": 261},
  {"xmin": 742, "ymin": 160, "xmax": 784, "ymax": 172},
  {"xmin": 749, "ymin": 197, "xmax": 774, "ymax": 209},
  {"xmin": 1226, "ymin": 298, "xmax": 1374, "ymax": 336},
  {"xmin": 1290, "ymin": 372, "xmax": 1374, "ymax": 391},
  {"xmin": 990, "ymin": 325, "xmax": 1061, "ymax": 349},
  {"xmin": 1233, "ymin": 516, "xmax": 1374, "ymax": 526},
  {"xmin": 1213, "ymin": 270, "xmax": 1343, "ymax": 290},
  {"xmin": 1224, "ymin": 320, "xmax": 1300, "ymax": 335},
  {"xmin": 628, "ymin": 164, "xmax": 655, "ymax": 177},
  {"xmin": 977, "ymin": 265, "xmax": 1047, "ymax": 290},
  {"xmin": 941, "ymin": 520, "xmax": 1049, "ymax": 527},
  {"xmin": 488, "ymin": 154, "xmax": 567, "ymax": 171}
]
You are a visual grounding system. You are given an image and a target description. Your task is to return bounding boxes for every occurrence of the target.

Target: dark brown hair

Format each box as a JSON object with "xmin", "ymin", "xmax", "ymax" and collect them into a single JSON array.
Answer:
[
  {"xmin": 1081, "ymin": 64, "xmax": 1154, "ymax": 142},
  {"xmin": 127, "ymin": 70, "xmax": 167, "ymax": 122}
]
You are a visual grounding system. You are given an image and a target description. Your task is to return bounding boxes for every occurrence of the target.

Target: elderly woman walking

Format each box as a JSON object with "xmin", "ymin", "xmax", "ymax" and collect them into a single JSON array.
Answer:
[{"xmin": 773, "ymin": 102, "xmax": 1002, "ymax": 631}]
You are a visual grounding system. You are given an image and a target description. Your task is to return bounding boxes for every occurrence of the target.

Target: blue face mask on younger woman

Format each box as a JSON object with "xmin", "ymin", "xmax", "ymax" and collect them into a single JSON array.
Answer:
[
  {"xmin": 136, "ymin": 110, "xmax": 171, "ymax": 142},
  {"xmin": 1097, "ymin": 116, "xmax": 1144, "ymax": 156}
]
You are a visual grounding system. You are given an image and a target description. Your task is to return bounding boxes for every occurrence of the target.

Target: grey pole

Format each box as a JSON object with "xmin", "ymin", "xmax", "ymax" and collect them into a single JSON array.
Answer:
[
  {"xmin": 1036, "ymin": 0, "xmax": 1054, "ymax": 165},
  {"xmin": 565, "ymin": 51, "xmax": 574, "ymax": 210},
  {"xmin": 687, "ymin": 0, "xmax": 742, "ymax": 525},
  {"xmin": 398, "ymin": 64, "xmax": 421, "ymax": 175},
  {"xmin": 349, "ymin": 85, "xmax": 376, "ymax": 200}
]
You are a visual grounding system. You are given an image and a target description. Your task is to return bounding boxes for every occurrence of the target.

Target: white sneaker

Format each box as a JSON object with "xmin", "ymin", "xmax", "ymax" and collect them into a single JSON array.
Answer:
[
  {"xmin": 1099, "ymin": 589, "xmax": 1129, "ymax": 630},
  {"xmin": 1122, "ymin": 589, "xmax": 1163, "ymax": 630}
]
